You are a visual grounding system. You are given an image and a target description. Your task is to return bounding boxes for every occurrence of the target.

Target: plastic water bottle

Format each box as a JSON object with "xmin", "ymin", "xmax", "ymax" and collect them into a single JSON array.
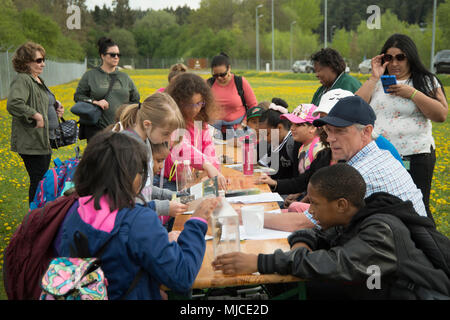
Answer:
[
  {"xmin": 176, "ymin": 159, "xmax": 193, "ymax": 192},
  {"xmin": 243, "ymin": 136, "xmax": 254, "ymax": 175}
]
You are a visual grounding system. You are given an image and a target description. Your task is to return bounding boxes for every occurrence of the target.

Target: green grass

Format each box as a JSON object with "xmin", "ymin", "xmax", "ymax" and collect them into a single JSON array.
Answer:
[{"xmin": 0, "ymin": 69, "xmax": 448, "ymax": 300}]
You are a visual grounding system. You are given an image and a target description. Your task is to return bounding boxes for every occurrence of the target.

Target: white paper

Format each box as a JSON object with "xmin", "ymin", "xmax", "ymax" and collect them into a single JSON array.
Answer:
[
  {"xmin": 205, "ymin": 226, "xmax": 291, "ymax": 241},
  {"xmin": 239, "ymin": 226, "xmax": 291, "ymax": 240},
  {"xmin": 226, "ymin": 192, "xmax": 283, "ymax": 204}
]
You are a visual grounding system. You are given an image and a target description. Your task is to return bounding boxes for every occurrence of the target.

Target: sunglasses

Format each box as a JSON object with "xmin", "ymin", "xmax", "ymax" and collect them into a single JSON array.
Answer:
[
  {"xmin": 212, "ymin": 67, "xmax": 229, "ymax": 79},
  {"xmin": 187, "ymin": 101, "xmax": 206, "ymax": 108},
  {"xmin": 383, "ymin": 53, "xmax": 407, "ymax": 62},
  {"xmin": 34, "ymin": 58, "xmax": 45, "ymax": 64},
  {"xmin": 106, "ymin": 53, "xmax": 121, "ymax": 58}
]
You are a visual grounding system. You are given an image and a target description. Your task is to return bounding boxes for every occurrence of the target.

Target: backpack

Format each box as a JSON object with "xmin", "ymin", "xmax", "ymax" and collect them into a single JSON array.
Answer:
[
  {"xmin": 3, "ymin": 194, "xmax": 78, "ymax": 299},
  {"xmin": 207, "ymin": 75, "xmax": 247, "ymax": 110},
  {"xmin": 29, "ymin": 148, "xmax": 80, "ymax": 211},
  {"xmin": 39, "ymin": 230, "xmax": 142, "ymax": 300}
]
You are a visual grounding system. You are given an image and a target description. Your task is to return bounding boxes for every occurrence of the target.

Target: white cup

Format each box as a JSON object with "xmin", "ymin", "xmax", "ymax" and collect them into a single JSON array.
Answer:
[{"xmin": 241, "ymin": 205, "xmax": 264, "ymax": 235}]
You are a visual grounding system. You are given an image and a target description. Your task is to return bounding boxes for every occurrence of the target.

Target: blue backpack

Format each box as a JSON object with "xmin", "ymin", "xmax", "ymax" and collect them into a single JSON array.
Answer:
[{"xmin": 30, "ymin": 151, "xmax": 80, "ymax": 211}]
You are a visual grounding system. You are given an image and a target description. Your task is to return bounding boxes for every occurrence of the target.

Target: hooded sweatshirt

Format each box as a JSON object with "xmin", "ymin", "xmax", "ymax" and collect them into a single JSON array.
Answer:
[
  {"xmin": 54, "ymin": 196, "xmax": 207, "ymax": 299},
  {"xmin": 258, "ymin": 192, "xmax": 450, "ymax": 299}
]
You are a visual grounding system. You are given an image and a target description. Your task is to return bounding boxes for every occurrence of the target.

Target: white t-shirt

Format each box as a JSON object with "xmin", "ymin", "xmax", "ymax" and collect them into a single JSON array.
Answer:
[{"xmin": 369, "ymin": 78, "xmax": 440, "ymax": 156}]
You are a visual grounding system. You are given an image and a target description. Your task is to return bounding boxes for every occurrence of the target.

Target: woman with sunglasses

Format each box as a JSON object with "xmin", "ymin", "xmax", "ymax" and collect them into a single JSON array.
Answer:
[
  {"xmin": 74, "ymin": 37, "xmax": 140, "ymax": 141},
  {"xmin": 7, "ymin": 41, "xmax": 65, "ymax": 204},
  {"xmin": 356, "ymin": 33, "xmax": 448, "ymax": 221},
  {"xmin": 208, "ymin": 53, "xmax": 258, "ymax": 139}
]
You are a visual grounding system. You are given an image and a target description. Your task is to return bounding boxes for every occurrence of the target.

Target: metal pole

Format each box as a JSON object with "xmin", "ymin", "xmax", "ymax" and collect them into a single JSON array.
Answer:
[
  {"xmin": 256, "ymin": 4, "xmax": 263, "ymax": 71},
  {"xmin": 431, "ymin": 0, "xmax": 437, "ymax": 72},
  {"xmin": 271, "ymin": 0, "xmax": 275, "ymax": 71},
  {"xmin": 324, "ymin": 0, "xmax": 327, "ymax": 48},
  {"xmin": 290, "ymin": 21, "xmax": 296, "ymax": 68}
]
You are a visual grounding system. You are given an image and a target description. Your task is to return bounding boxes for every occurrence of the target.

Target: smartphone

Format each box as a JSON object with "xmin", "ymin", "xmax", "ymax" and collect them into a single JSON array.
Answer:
[{"xmin": 381, "ymin": 75, "xmax": 397, "ymax": 93}]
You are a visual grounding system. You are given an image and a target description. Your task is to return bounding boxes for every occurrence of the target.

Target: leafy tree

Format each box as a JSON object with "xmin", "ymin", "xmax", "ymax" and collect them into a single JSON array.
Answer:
[{"xmin": 107, "ymin": 28, "xmax": 138, "ymax": 57}]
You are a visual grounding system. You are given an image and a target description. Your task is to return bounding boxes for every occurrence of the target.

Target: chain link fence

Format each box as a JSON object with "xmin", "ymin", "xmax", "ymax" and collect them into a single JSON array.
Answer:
[{"xmin": 0, "ymin": 50, "xmax": 87, "ymax": 100}]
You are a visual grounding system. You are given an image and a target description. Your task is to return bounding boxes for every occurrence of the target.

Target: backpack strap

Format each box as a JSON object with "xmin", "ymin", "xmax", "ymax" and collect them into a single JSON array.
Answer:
[
  {"xmin": 70, "ymin": 230, "xmax": 145, "ymax": 300},
  {"xmin": 207, "ymin": 77, "xmax": 215, "ymax": 87},
  {"xmin": 234, "ymin": 75, "xmax": 247, "ymax": 111}
]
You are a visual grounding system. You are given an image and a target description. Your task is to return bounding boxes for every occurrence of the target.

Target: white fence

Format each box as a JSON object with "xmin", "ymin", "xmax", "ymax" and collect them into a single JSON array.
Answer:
[{"xmin": 0, "ymin": 50, "xmax": 86, "ymax": 100}]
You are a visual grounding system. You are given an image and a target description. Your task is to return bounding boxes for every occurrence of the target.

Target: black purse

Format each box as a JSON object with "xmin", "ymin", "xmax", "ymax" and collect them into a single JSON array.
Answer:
[
  {"xmin": 50, "ymin": 117, "xmax": 79, "ymax": 149},
  {"xmin": 71, "ymin": 74, "xmax": 118, "ymax": 126}
]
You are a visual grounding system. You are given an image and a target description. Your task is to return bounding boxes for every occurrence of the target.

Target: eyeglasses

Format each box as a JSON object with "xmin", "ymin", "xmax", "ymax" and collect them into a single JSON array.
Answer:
[
  {"xmin": 106, "ymin": 53, "xmax": 121, "ymax": 58},
  {"xmin": 212, "ymin": 67, "xmax": 229, "ymax": 79},
  {"xmin": 383, "ymin": 53, "xmax": 407, "ymax": 62},
  {"xmin": 34, "ymin": 58, "xmax": 45, "ymax": 64},
  {"xmin": 187, "ymin": 101, "xmax": 206, "ymax": 108}
]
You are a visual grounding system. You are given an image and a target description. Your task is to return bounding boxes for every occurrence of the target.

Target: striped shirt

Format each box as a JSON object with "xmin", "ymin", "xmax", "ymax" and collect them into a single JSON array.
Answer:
[{"xmin": 305, "ymin": 141, "xmax": 427, "ymax": 224}]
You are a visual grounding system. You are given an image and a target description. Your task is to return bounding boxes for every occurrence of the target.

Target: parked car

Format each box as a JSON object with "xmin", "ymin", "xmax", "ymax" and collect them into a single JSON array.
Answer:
[
  {"xmin": 434, "ymin": 50, "xmax": 450, "ymax": 74},
  {"xmin": 359, "ymin": 59, "xmax": 372, "ymax": 74},
  {"xmin": 292, "ymin": 60, "xmax": 314, "ymax": 73}
]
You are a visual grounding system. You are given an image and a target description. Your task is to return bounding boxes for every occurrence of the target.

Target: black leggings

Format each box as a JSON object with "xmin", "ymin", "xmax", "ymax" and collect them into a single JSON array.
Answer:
[
  {"xmin": 19, "ymin": 153, "xmax": 52, "ymax": 204},
  {"xmin": 402, "ymin": 147, "xmax": 436, "ymax": 222}
]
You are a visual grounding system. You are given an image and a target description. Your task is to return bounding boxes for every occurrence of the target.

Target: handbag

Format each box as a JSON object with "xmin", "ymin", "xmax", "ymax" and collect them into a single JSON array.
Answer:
[
  {"xmin": 71, "ymin": 74, "xmax": 118, "ymax": 126},
  {"xmin": 50, "ymin": 117, "xmax": 78, "ymax": 149}
]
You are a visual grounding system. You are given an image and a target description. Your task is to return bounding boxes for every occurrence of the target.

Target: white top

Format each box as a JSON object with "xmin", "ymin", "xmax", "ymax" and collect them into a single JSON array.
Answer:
[{"xmin": 369, "ymin": 78, "xmax": 439, "ymax": 156}]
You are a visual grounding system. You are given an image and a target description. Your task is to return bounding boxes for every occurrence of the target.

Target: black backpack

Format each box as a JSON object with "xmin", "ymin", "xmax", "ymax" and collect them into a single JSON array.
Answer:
[{"xmin": 207, "ymin": 75, "xmax": 247, "ymax": 111}]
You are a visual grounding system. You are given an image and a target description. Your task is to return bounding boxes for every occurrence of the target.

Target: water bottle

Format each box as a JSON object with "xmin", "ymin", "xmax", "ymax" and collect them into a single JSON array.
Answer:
[
  {"xmin": 243, "ymin": 136, "xmax": 254, "ymax": 175},
  {"xmin": 176, "ymin": 159, "xmax": 193, "ymax": 192}
]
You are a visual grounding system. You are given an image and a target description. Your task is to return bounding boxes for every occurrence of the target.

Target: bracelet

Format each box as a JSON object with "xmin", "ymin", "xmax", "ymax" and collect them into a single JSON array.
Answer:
[{"xmin": 410, "ymin": 89, "xmax": 418, "ymax": 100}]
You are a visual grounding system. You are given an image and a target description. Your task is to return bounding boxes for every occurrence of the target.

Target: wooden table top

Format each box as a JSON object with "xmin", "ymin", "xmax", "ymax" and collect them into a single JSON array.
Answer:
[{"xmin": 172, "ymin": 144, "xmax": 302, "ymax": 288}]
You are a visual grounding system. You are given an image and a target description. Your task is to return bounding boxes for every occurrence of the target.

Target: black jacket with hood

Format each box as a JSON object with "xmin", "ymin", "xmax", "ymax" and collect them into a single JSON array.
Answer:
[{"xmin": 257, "ymin": 192, "xmax": 450, "ymax": 299}]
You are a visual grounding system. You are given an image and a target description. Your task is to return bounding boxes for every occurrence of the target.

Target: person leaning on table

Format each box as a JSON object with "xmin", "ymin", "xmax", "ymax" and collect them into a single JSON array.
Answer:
[
  {"xmin": 74, "ymin": 37, "xmax": 140, "ymax": 142},
  {"xmin": 212, "ymin": 164, "xmax": 450, "ymax": 300},
  {"xmin": 355, "ymin": 34, "xmax": 448, "ymax": 222},
  {"xmin": 7, "ymin": 41, "xmax": 64, "ymax": 203}
]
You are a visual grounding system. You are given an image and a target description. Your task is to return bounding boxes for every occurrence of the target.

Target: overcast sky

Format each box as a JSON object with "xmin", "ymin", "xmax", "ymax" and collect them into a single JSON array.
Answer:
[{"xmin": 85, "ymin": 0, "xmax": 201, "ymax": 11}]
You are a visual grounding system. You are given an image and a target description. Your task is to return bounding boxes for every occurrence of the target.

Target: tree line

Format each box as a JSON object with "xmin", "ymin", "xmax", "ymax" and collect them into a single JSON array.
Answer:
[{"xmin": 1, "ymin": 0, "xmax": 449, "ymax": 69}]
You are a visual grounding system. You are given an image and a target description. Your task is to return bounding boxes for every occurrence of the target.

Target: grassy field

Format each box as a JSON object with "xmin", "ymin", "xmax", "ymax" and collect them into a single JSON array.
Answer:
[{"xmin": 0, "ymin": 69, "xmax": 448, "ymax": 299}]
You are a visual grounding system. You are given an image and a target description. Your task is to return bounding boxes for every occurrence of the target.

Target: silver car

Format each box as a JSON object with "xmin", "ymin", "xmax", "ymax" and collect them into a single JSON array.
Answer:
[
  {"xmin": 359, "ymin": 59, "xmax": 372, "ymax": 74},
  {"xmin": 292, "ymin": 60, "xmax": 314, "ymax": 73}
]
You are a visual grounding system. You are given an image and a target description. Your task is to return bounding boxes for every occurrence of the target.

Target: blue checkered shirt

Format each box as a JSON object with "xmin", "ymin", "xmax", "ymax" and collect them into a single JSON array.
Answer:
[{"xmin": 304, "ymin": 141, "xmax": 427, "ymax": 224}]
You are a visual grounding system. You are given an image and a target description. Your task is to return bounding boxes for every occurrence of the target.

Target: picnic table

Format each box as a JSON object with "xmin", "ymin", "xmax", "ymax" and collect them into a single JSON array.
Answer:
[{"xmin": 170, "ymin": 140, "xmax": 305, "ymax": 299}]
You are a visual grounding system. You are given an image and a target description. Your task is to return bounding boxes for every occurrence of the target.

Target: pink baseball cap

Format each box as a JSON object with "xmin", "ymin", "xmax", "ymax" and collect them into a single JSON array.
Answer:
[{"xmin": 280, "ymin": 104, "xmax": 320, "ymax": 124}]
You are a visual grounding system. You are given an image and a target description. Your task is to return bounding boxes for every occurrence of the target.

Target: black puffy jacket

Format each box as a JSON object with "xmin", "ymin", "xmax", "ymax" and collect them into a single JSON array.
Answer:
[{"xmin": 257, "ymin": 192, "xmax": 450, "ymax": 299}]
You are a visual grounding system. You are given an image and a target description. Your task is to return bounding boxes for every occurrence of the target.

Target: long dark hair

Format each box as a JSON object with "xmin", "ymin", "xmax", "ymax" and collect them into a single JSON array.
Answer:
[
  {"xmin": 380, "ymin": 34, "xmax": 446, "ymax": 99},
  {"xmin": 74, "ymin": 131, "xmax": 149, "ymax": 212},
  {"xmin": 165, "ymin": 72, "xmax": 218, "ymax": 123}
]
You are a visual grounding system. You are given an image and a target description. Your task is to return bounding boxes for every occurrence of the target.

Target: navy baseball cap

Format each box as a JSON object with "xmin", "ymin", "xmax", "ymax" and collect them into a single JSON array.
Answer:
[{"xmin": 313, "ymin": 95, "xmax": 376, "ymax": 128}]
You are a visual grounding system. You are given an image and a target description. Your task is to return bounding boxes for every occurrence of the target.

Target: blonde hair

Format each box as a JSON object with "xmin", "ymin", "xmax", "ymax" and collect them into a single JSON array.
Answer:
[
  {"xmin": 120, "ymin": 92, "xmax": 185, "ymax": 134},
  {"xmin": 168, "ymin": 63, "xmax": 188, "ymax": 82}
]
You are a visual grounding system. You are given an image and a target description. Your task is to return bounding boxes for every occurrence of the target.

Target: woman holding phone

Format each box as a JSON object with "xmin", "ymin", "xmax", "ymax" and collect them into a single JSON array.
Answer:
[{"xmin": 356, "ymin": 34, "xmax": 448, "ymax": 221}]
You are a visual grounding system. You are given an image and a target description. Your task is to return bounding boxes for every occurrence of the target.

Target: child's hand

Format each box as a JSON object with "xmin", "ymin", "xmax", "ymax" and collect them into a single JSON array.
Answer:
[
  {"xmin": 192, "ymin": 197, "xmax": 221, "ymax": 221},
  {"xmin": 216, "ymin": 173, "xmax": 228, "ymax": 191},
  {"xmin": 256, "ymin": 173, "xmax": 276, "ymax": 187},
  {"xmin": 169, "ymin": 201, "xmax": 188, "ymax": 217},
  {"xmin": 168, "ymin": 231, "xmax": 181, "ymax": 243},
  {"xmin": 212, "ymin": 252, "xmax": 258, "ymax": 275}
]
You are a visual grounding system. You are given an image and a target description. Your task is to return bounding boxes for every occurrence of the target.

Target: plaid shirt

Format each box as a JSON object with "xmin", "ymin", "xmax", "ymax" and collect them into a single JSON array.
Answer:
[{"xmin": 305, "ymin": 141, "xmax": 427, "ymax": 224}]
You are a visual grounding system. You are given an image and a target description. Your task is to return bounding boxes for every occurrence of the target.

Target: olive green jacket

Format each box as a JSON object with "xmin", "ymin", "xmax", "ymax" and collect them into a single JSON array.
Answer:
[
  {"xmin": 7, "ymin": 73, "xmax": 52, "ymax": 155},
  {"xmin": 74, "ymin": 67, "xmax": 140, "ymax": 128}
]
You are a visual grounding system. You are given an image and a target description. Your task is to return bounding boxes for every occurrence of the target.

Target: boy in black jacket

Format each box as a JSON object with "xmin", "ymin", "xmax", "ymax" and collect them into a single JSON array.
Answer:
[{"xmin": 212, "ymin": 164, "xmax": 450, "ymax": 299}]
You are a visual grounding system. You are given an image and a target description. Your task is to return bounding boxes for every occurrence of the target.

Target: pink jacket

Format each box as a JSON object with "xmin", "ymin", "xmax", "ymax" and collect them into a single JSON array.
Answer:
[{"xmin": 164, "ymin": 121, "xmax": 219, "ymax": 181}]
